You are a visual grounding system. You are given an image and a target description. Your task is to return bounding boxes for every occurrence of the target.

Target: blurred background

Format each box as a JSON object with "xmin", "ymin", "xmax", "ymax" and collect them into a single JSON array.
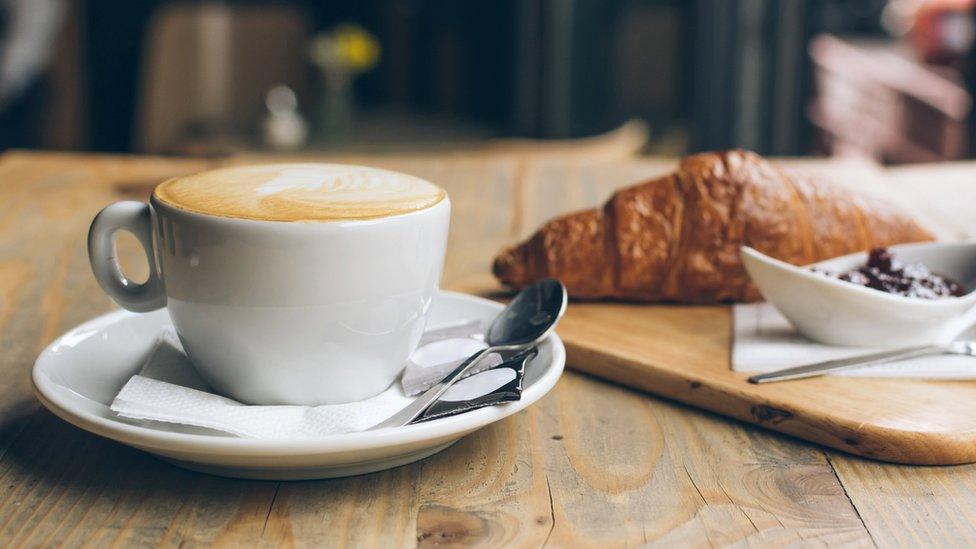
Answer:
[{"xmin": 2, "ymin": 0, "xmax": 974, "ymax": 163}]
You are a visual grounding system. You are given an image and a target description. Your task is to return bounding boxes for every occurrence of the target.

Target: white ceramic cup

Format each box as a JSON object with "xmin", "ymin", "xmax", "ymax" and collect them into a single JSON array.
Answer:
[{"xmin": 88, "ymin": 178, "xmax": 450, "ymax": 405}]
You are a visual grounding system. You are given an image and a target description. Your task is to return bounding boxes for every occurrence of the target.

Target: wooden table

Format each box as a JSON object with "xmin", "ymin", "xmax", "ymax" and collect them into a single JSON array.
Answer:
[{"xmin": 3, "ymin": 150, "xmax": 976, "ymax": 547}]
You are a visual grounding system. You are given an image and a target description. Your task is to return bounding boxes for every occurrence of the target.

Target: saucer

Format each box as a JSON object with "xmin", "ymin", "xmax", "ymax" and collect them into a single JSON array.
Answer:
[{"xmin": 32, "ymin": 291, "xmax": 565, "ymax": 480}]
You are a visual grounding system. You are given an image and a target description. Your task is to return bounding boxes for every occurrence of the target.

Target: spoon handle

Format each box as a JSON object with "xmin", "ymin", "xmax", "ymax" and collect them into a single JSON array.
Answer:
[
  {"xmin": 747, "ymin": 344, "xmax": 945, "ymax": 384},
  {"xmin": 368, "ymin": 347, "xmax": 496, "ymax": 430}
]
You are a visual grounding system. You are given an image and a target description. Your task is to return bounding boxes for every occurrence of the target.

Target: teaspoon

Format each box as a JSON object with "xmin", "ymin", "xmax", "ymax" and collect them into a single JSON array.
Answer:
[{"xmin": 369, "ymin": 278, "xmax": 567, "ymax": 429}]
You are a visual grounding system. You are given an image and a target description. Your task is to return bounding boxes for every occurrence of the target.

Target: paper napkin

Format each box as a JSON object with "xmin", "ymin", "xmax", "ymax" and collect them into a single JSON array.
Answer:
[
  {"xmin": 732, "ymin": 302, "xmax": 976, "ymax": 379},
  {"xmin": 111, "ymin": 322, "xmax": 523, "ymax": 439}
]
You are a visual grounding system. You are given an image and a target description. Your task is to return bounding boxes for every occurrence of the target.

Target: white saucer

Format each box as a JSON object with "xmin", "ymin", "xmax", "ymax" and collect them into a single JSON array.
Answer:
[{"xmin": 32, "ymin": 291, "xmax": 565, "ymax": 480}]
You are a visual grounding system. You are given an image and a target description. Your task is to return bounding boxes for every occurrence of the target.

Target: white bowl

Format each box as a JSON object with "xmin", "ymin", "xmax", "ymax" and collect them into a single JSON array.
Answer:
[{"xmin": 740, "ymin": 241, "xmax": 976, "ymax": 347}]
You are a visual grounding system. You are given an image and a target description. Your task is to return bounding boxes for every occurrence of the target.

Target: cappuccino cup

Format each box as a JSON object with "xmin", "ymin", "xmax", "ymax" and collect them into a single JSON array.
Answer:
[{"xmin": 88, "ymin": 164, "xmax": 450, "ymax": 405}]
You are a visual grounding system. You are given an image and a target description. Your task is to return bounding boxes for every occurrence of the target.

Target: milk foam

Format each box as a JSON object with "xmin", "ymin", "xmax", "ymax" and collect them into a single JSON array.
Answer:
[{"xmin": 153, "ymin": 163, "xmax": 446, "ymax": 222}]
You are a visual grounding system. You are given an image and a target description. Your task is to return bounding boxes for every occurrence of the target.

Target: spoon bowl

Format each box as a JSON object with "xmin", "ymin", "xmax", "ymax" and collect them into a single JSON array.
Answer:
[{"xmin": 487, "ymin": 278, "xmax": 568, "ymax": 347}]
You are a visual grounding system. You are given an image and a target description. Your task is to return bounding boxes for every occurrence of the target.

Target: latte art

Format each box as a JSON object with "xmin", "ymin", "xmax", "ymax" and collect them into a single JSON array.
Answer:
[{"xmin": 153, "ymin": 164, "xmax": 446, "ymax": 222}]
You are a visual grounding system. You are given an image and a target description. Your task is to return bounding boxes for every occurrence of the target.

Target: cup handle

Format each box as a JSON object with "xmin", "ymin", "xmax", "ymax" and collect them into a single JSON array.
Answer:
[{"xmin": 88, "ymin": 201, "xmax": 167, "ymax": 312}]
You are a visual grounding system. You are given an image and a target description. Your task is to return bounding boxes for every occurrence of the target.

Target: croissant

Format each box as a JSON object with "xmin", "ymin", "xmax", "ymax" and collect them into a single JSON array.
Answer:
[{"xmin": 493, "ymin": 150, "xmax": 933, "ymax": 303}]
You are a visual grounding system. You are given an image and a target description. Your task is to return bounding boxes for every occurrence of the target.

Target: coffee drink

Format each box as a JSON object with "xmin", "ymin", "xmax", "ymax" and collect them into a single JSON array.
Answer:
[
  {"xmin": 90, "ymin": 163, "xmax": 451, "ymax": 405},
  {"xmin": 154, "ymin": 163, "xmax": 446, "ymax": 222}
]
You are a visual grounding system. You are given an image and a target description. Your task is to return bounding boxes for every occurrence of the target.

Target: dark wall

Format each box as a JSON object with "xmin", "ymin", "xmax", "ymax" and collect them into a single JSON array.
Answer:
[{"xmin": 5, "ymin": 0, "xmax": 890, "ymax": 154}]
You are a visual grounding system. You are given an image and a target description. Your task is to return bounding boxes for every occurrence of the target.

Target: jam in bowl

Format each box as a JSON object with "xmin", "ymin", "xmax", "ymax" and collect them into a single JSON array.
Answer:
[{"xmin": 812, "ymin": 247, "xmax": 968, "ymax": 299}]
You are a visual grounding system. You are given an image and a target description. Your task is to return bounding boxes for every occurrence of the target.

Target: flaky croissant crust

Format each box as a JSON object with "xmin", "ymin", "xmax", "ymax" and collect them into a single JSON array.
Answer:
[{"xmin": 493, "ymin": 150, "xmax": 933, "ymax": 303}]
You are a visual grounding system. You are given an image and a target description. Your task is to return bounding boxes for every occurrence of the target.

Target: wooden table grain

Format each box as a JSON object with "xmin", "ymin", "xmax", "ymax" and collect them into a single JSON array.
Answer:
[{"xmin": 3, "ymin": 150, "xmax": 976, "ymax": 547}]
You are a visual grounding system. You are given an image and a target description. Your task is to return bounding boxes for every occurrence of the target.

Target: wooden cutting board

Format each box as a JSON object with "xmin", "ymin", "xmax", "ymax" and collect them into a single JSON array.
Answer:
[{"xmin": 551, "ymin": 301, "xmax": 976, "ymax": 465}]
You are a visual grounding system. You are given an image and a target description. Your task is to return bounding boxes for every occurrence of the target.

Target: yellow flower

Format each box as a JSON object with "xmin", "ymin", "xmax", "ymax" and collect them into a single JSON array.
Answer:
[{"xmin": 330, "ymin": 24, "xmax": 380, "ymax": 72}]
